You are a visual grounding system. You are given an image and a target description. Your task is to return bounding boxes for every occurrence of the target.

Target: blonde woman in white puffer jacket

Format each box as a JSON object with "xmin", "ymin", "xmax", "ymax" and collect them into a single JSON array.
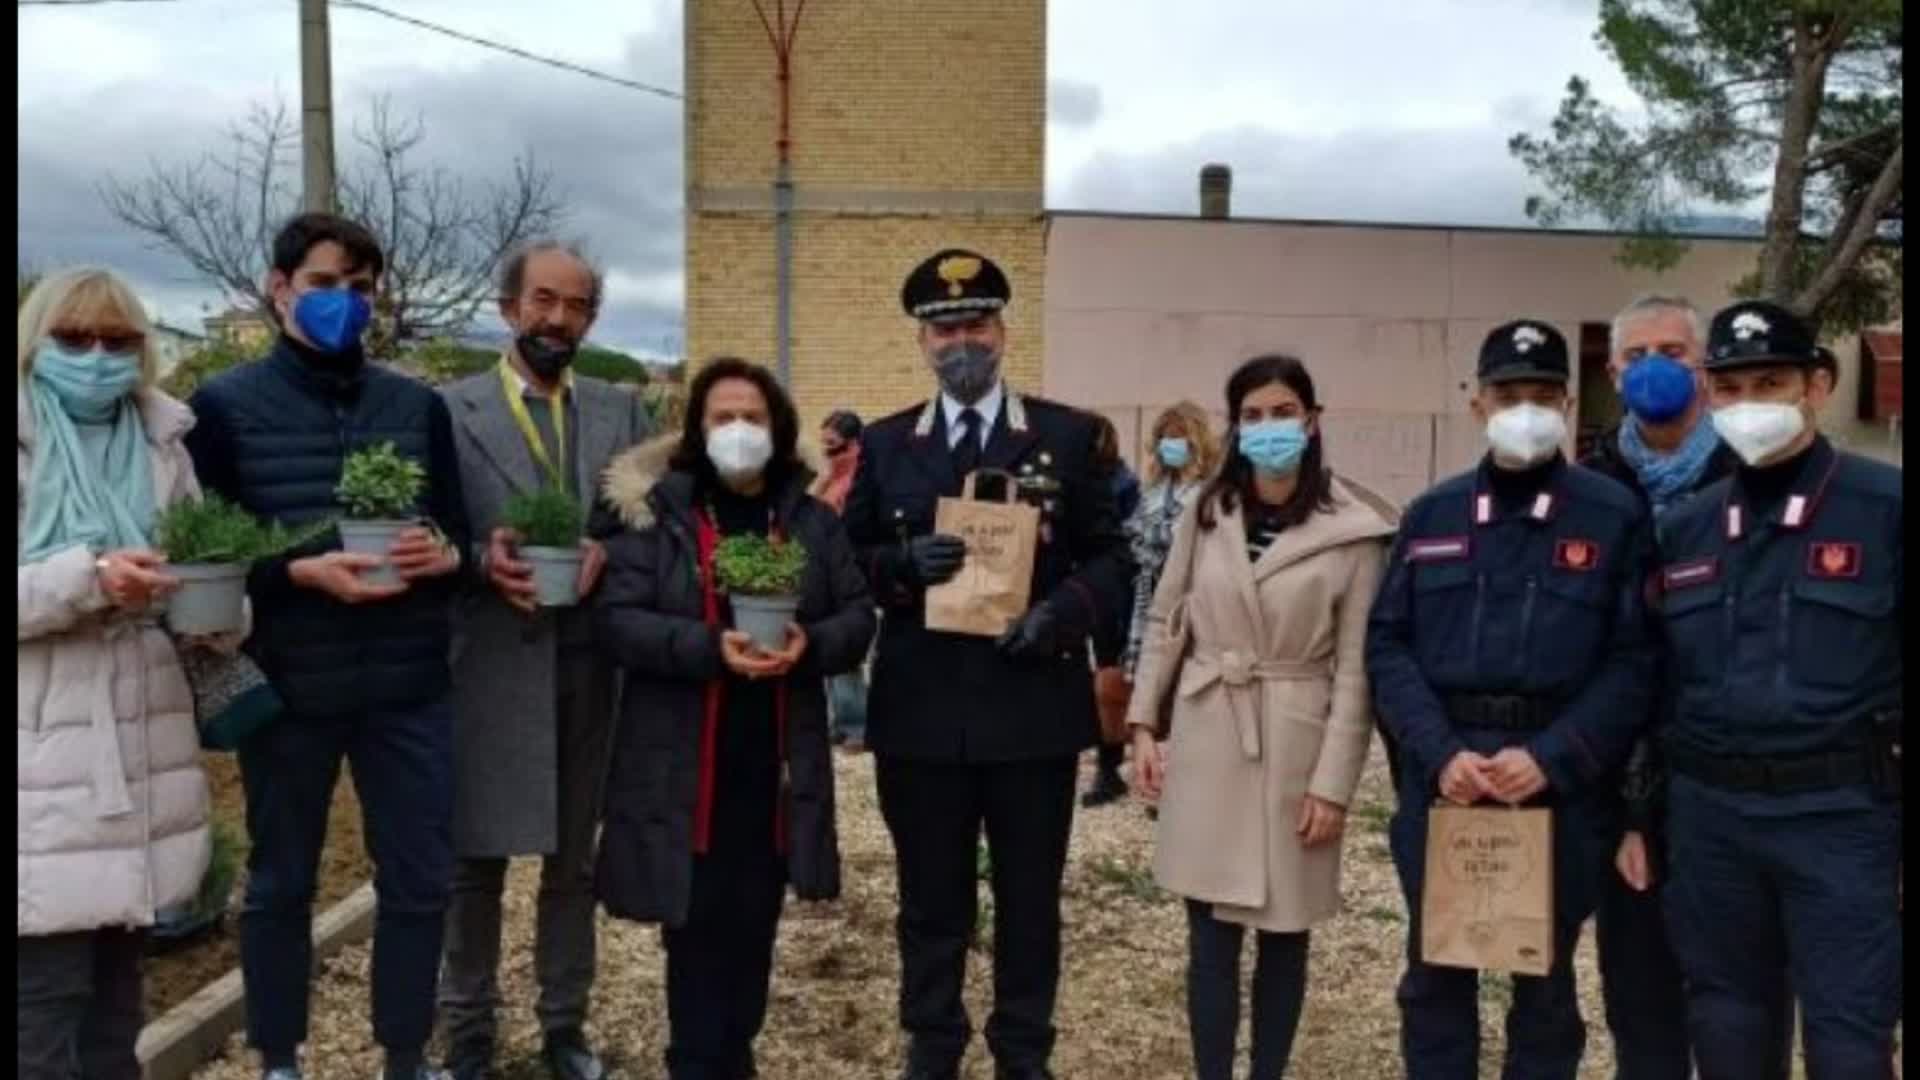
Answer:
[{"xmin": 17, "ymin": 267, "xmax": 213, "ymax": 1079}]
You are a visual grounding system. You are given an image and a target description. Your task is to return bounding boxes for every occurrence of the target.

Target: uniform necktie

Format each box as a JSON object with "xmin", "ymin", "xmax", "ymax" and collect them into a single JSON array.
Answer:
[{"xmin": 953, "ymin": 407, "xmax": 983, "ymax": 482}]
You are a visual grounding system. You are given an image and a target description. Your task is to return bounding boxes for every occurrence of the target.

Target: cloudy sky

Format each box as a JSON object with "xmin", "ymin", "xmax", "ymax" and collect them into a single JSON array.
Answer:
[{"xmin": 17, "ymin": 0, "xmax": 1635, "ymax": 357}]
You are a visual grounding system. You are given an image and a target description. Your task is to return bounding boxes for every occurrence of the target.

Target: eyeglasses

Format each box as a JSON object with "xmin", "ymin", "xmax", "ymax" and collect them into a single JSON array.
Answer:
[
  {"xmin": 1623, "ymin": 343, "xmax": 1689, "ymax": 362},
  {"xmin": 49, "ymin": 329, "xmax": 145, "ymax": 354}
]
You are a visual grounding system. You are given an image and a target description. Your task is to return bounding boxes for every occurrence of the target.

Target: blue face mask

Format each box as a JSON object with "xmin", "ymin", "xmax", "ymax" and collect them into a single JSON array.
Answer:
[
  {"xmin": 1156, "ymin": 437, "xmax": 1191, "ymax": 469},
  {"xmin": 1621, "ymin": 354, "xmax": 1697, "ymax": 423},
  {"xmin": 1238, "ymin": 419, "xmax": 1309, "ymax": 476},
  {"xmin": 32, "ymin": 342, "xmax": 141, "ymax": 422},
  {"xmin": 292, "ymin": 287, "xmax": 373, "ymax": 354}
]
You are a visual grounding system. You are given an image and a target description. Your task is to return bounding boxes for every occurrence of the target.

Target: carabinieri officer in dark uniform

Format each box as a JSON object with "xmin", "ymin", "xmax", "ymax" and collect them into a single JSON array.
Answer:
[
  {"xmin": 1650, "ymin": 299, "xmax": 1902, "ymax": 1080},
  {"xmin": 1365, "ymin": 320, "xmax": 1655, "ymax": 1080},
  {"xmin": 844, "ymin": 249, "xmax": 1133, "ymax": 1080}
]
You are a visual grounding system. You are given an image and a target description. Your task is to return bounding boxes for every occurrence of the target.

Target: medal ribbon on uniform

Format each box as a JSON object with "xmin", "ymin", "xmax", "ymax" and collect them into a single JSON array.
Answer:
[{"xmin": 498, "ymin": 357, "xmax": 569, "ymax": 488}]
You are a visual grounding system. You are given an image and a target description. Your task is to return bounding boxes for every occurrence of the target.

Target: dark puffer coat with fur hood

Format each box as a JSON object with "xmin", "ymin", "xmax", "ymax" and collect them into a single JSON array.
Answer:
[{"xmin": 589, "ymin": 435, "xmax": 876, "ymax": 927}]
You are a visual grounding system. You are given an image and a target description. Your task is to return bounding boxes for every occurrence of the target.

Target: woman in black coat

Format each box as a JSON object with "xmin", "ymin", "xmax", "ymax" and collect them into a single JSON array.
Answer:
[{"xmin": 591, "ymin": 357, "xmax": 877, "ymax": 1080}]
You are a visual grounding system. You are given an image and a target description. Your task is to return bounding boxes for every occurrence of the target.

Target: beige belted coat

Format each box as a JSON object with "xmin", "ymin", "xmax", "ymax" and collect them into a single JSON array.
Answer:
[{"xmin": 1126, "ymin": 475, "xmax": 1396, "ymax": 932}]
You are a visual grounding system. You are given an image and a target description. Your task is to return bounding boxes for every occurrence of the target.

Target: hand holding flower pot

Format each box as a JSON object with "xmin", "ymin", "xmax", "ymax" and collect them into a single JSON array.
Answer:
[
  {"xmin": 153, "ymin": 494, "xmax": 316, "ymax": 636},
  {"xmin": 713, "ymin": 533, "xmax": 809, "ymax": 654},
  {"xmin": 334, "ymin": 442, "xmax": 430, "ymax": 590},
  {"xmin": 499, "ymin": 486, "xmax": 589, "ymax": 608}
]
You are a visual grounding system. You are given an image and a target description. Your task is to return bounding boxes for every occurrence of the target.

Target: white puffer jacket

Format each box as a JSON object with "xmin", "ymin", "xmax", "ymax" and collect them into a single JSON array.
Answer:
[{"xmin": 17, "ymin": 386, "xmax": 213, "ymax": 937}]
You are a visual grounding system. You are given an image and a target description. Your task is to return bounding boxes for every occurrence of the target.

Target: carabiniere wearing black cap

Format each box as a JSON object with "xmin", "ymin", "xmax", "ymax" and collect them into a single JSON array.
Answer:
[
  {"xmin": 1635, "ymin": 307, "xmax": 1904, "ymax": 1078},
  {"xmin": 844, "ymin": 246, "xmax": 1135, "ymax": 1079}
]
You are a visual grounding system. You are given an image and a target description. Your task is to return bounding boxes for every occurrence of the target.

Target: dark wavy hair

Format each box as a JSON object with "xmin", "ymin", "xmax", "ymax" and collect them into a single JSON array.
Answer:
[
  {"xmin": 670, "ymin": 356, "xmax": 803, "ymax": 494},
  {"xmin": 822, "ymin": 409, "xmax": 864, "ymax": 441},
  {"xmin": 1197, "ymin": 353, "xmax": 1335, "ymax": 532}
]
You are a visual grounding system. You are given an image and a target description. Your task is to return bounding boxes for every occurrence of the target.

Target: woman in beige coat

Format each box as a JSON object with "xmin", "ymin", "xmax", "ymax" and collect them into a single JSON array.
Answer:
[
  {"xmin": 17, "ymin": 268, "xmax": 214, "ymax": 1079},
  {"xmin": 1128, "ymin": 354, "xmax": 1395, "ymax": 1080}
]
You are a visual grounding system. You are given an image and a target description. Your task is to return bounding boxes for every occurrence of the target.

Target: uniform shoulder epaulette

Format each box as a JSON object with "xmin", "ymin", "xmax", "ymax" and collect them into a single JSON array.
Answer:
[
  {"xmin": 867, "ymin": 402, "xmax": 927, "ymax": 436},
  {"xmin": 1830, "ymin": 450, "xmax": 1902, "ymax": 502}
]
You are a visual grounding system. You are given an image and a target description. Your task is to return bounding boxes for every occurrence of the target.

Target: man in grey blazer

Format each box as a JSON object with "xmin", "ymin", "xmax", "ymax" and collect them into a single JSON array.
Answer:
[{"xmin": 437, "ymin": 242, "xmax": 654, "ymax": 1080}]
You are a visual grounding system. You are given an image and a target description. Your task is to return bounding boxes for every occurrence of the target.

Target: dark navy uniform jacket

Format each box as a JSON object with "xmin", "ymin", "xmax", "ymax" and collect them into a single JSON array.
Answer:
[
  {"xmin": 844, "ymin": 391, "xmax": 1134, "ymax": 763},
  {"xmin": 1651, "ymin": 436, "xmax": 1902, "ymax": 813},
  {"xmin": 1366, "ymin": 455, "xmax": 1656, "ymax": 798}
]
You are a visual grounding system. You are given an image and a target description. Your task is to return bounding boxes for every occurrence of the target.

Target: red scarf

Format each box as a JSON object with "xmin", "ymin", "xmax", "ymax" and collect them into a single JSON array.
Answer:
[{"xmin": 692, "ymin": 510, "xmax": 791, "ymax": 857}]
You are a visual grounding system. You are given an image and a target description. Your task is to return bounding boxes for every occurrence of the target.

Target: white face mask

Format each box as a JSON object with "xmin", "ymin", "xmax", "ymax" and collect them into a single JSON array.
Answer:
[
  {"xmin": 1711, "ymin": 401, "xmax": 1807, "ymax": 466},
  {"xmin": 706, "ymin": 420, "xmax": 774, "ymax": 480},
  {"xmin": 1484, "ymin": 402, "xmax": 1567, "ymax": 467}
]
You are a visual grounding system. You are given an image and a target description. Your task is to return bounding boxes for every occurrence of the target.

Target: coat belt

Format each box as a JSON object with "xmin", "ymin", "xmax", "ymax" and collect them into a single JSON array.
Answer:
[{"xmin": 1179, "ymin": 650, "xmax": 1330, "ymax": 761}]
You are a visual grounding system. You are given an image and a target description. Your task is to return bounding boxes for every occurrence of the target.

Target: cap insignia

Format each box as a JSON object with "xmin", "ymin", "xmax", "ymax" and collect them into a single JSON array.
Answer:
[
  {"xmin": 1512, "ymin": 325, "xmax": 1547, "ymax": 353},
  {"xmin": 937, "ymin": 255, "xmax": 983, "ymax": 299},
  {"xmin": 1731, "ymin": 311, "xmax": 1770, "ymax": 340}
]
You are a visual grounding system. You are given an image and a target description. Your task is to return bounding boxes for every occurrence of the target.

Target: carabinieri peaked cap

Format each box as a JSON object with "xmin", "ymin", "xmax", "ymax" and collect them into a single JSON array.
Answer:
[
  {"xmin": 1704, "ymin": 299, "xmax": 1817, "ymax": 371},
  {"xmin": 1478, "ymin": 319, "xmax": 1570, "ymax": 384},
  {"xmin": 901, "ymin": 248, "xmax": 1011, "ymax": 324}
]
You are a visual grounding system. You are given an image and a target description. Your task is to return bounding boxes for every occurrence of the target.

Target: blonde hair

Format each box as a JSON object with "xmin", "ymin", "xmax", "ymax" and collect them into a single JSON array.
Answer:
[
  {"xmin": 16, "ymin": 267, "xmax": 158, "ymax": 385},
  {"xmin": 1144, "ymin": 400, "xmax": 1222, "ymax": 486}
]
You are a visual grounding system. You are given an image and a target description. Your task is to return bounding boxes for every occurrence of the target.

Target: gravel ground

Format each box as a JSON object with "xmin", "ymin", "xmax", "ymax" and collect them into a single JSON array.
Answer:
[{"xmin": 188, "ymin": 743, "xmax": 1852, "ymax": 1079}]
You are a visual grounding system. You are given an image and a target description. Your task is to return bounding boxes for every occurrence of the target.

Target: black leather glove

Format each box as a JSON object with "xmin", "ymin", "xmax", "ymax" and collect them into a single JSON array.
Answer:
[
  {"xmin": 902, "ymin": 533, "xmax": 967, "ymax": 588},
  {"xmin": 996, "ymin": 602, "xmax": 1062, "ymax": 660}
]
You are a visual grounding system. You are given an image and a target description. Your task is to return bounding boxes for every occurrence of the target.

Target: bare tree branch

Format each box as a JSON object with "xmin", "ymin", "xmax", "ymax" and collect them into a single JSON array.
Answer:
[
  {"xmin": 97, "ymin": 95, "xmax": 563, "ymax": 356},
  {"xmin": 1758, "ymin": 16, "xmax": 1836, "ymax": 298},
  {"xmin": 1794, "ymin": 137, "xmax": 1904, "ymax": 316}
]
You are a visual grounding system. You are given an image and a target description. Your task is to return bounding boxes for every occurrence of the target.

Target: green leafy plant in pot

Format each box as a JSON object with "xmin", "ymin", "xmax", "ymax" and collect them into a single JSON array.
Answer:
[
  {"xmin": 713, "ymin": 533, "xmax": 809, "ymax": 652},
  {"xmin": 153, "ymin": 494, "xmax": 310, "ymax": 635},
  {"xmin": 335, "ymin": 441, "xmax": 427, "ymax": 588},
  {"xmin": 501, "ymin": 486, "xmax": 587, "ymax": 607}
]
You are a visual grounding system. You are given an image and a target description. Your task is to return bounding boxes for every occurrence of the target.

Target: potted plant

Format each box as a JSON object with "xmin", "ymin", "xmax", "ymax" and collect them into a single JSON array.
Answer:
[
  {"xmin": 501, "ymin": 486, "xmax": 587, "ymax": 607},
  {"xmin": 713, "ymin": 533, "xmax": 809, "ymax": 652},
  {"xmin": 153, "ymin": 494, "xmax": 302, "ymax": 635},
  {"xmin": 334, "ymin": 441, "xmax": 427, "ymax": 587}
]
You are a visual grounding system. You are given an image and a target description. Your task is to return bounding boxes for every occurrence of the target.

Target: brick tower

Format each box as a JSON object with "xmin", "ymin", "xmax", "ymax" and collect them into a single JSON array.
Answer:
[{"xmin": 683, "ymin": 0, "xmax": 1047, "ymax": 426}]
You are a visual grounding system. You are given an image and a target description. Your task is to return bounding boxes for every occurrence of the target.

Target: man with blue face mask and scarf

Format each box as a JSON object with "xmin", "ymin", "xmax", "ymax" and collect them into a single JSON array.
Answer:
[
  {"xmin": 1575, "ymin": 295, "xmax": 1795, "ymax": 1080},
  {"xmin": 844, "ymin": 248, "xmax": 1133, "ymax": 1080},
  {"xmin": 184, "ymin": 213, "xmax": 471, "ymax": 1080}
]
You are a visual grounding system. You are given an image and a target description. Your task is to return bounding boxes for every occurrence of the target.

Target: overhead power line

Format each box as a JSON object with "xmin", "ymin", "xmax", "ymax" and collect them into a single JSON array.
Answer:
[
  {"xmin": 20, "ymin": 0, "xmax": 683, "ymax": 102},
  {"xmin": 329, "ymin": 0, "xmax": 682, "ymax": 101}
]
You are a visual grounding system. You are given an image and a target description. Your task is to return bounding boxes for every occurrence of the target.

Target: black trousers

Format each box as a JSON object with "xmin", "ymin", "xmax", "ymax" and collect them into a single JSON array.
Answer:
[
  {"xmin": 661, "ymin": 847, "xmax": 787, "ymax": 1080},
  {"xmin": 17, "ymin": 928, "xmax": 146, "ymax": 1080},
  {"xmin": 1185, "ymin": 902, "xmax": 1310, "ymax": 1080},
  {"xmin": 875, "ymin": 754, "xmax": 1078, "ymax": 1073},
  {"xmin": 239, "ymin": 700, "xmax": 454, "ymax": 1062}
]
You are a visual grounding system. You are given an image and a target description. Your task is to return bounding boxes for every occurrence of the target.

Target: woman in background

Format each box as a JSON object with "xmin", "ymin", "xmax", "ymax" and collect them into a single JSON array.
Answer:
[
  {"xmin": 809, "ymin": 408, "xmax": 872, "ymax": 750},
  {"xmin": 1082, "ymin": 414, "xmax": 1144, "ymax": 807}
]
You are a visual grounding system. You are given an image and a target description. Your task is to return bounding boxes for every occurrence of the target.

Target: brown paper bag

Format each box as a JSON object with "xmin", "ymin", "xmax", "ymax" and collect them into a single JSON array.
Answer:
[
  {"xmin": 925, "ymin": 470, "xmax": 1040, "ymax": 638},
  {"xmin": 1420, "ymin": 804, "xmax": 1554, "ymax": 977}
]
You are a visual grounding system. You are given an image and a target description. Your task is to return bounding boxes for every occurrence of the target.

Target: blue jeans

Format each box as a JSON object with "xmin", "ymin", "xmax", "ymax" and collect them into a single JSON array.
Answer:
[
  {"xmin": 238, "ymin": 699, "xmax": 455, "ymax": 1060},
  {"xmin": 829, "ymin": 670, "xmax": 867, "ymax": 742}
]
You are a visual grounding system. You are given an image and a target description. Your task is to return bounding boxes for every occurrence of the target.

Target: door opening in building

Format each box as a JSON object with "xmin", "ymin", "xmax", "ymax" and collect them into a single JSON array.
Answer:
[{"xmin": 1575, "ymin": 321, "xmax": 1619, "ymax": 460}]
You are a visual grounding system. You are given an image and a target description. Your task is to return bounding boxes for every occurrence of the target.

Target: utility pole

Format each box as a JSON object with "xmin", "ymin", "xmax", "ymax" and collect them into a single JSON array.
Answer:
[{"xmin": 299, "ymin": 0, "xmax": 337, "ymax": 213}]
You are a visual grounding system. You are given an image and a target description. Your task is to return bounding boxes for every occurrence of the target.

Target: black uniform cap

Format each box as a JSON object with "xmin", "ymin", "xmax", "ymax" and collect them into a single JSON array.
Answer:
[
  {"xmin": 1478, "ymin": 319, "xmax": 1570, "ymax": 385},
  {"xmin": 1704, "ymin": 300, "xmax": 1817, "ymax": 371},
  {"xmin": 901, "ymin": 248, "xmax": 1010, "ymax": 324}
]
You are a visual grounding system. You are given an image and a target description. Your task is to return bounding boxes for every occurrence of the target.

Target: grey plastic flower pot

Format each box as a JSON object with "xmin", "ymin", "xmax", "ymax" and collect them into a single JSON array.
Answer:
[
  {"xmin": 337, "ymin": 519, "xmax": 411, "ymax": 588},
  {"xmin": 165, "ymin": 563, "xmax": 249, "ymax": 636},
  {"xmin": 522, "ymin": 544, "xmax": 584, "ymax": 607},
  {"xmin": 731, "ymin": 593, "xmax": 800, "ymax": 653}
]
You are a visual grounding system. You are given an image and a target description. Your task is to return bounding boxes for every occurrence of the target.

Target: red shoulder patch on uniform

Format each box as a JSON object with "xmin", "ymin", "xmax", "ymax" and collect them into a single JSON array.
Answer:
[
  {"xmin": 1806, "ymin": 542, "xmax": 1863, "ymax": 579},
  {"xmin": 1405, "ymin": 536, "xmax": 1471, "ymax": 563},
  {"xmin": 1553, "ymin": 538, "xmax": 1599, "ymax": 572}
]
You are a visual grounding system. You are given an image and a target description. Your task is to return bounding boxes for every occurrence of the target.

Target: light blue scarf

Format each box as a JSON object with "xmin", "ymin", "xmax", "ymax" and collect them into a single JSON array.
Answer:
[
  {"xmin": 1616, "ymin": 415, "xmax": 1720, "ymax": 517},
  {"xmin": 19, "ymin": 351, "xmax": 155, "ymax": 564}
]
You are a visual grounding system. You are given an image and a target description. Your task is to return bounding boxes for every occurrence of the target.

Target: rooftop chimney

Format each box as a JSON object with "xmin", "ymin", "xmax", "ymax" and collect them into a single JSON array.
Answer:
[{"xmin": 1199, "ymin": 163, "xmax": 1232, "ymax": 219}]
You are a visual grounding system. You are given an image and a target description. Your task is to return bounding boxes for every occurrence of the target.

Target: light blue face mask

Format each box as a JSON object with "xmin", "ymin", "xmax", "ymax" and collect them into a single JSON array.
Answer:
[
  {"xmin": 1238, "ymin": 418, "xmax": 1309, "ymax": 476},
  {"xmin": 32, "ymin": 342, "xmax": 141, "ymax": 423},
  {"xmin": 1156, "ymin": 437, "xmax": 1191, "ymax": 469}
]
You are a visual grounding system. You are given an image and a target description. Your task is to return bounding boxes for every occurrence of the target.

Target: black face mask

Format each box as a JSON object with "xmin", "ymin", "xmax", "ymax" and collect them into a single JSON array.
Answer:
[{"xmin": 516, "ymin": 330, "xmax": 579, "ymax": 382}]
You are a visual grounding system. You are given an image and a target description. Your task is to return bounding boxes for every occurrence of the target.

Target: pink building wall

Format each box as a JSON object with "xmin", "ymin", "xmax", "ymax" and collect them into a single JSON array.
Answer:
[{"xmin": 1041, "ymin": 213, "xmax": 1895, "ymax": 505}]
